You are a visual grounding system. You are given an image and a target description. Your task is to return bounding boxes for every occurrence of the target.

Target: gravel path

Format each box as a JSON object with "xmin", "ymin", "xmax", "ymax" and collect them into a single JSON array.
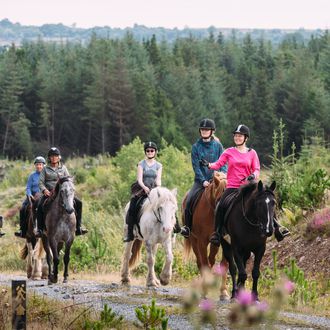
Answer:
[{"xmin": 1, "ymin": 274, "xmax": 329, "ymax": 329}]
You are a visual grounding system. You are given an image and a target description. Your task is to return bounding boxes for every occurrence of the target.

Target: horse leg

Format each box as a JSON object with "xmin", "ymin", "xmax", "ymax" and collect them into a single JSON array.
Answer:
[
  {"xmin": 120, "ymin": 241, "xmax": 134, "ymax": 285},
  {"xmin": 49, "ymin": 240, "xmax": 59, "ymax": 284},
  {"xmin": 221, "ymin": 240, "xmax": 237, "ymax": 300},
  {"xmin": 31, "ymin": 240, "xmax": 42, "ymax": 280},
  {"xmin": 26, "ymin": 242, "xmax": 33, "ymax": 279},
  {"xmin": 160, "ymin": 238, "xmax": 173, "ymax": 286},
  {"xmin": 251, "ymin": 247, "xmax": 265, "ymax": 301},
  {"xmin": 191, "ymin": 237, "xmax": 202, "ymax": 271},
  {"xmin": 63, "ymin": 240, "xmax": 73, "ymax": 283},
  {"xmin": 42, "ymin": 237, "xmax": 53, "ymax": 285},
  {"xmin": 146, "ymin": 241, "xmax": 159, "ymax": 287},
  {"xmin": 233, "ymin": 248, "xmax": 247, "ymax": 291}
]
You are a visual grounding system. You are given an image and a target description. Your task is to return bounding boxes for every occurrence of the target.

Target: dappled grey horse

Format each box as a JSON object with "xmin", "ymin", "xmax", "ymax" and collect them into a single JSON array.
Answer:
[{"xmin": 41, "ymin": 176, "xmax": 76, "ymax": 284}]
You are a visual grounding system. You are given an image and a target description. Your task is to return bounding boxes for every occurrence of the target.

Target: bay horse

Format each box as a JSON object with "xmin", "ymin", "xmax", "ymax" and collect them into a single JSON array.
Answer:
[
  {"xmin": 20, "ymin": 194, "xmax": 48, "ymax": 280},
  {"xmin": 221, "ymin": 180, "xmax": 276, "ymax": 301},
  {"xmin": 121, "ymin": 187, "xmax": 178, "ymax": 287},
  {"xmin": 41, "ymin": 176, "xmax": 76, "ymax": 284},
  {"xmin": 183, "ymin": 171, "xmax": 229, "ymax": 300}
]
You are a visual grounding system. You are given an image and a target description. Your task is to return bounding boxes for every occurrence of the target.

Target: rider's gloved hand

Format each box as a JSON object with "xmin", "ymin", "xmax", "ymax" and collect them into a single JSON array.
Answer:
[
  {"xmin": 199, "ymin": 158, "xmax": 210, "ymax": 167},
  {"xmin": 247, "ymin": 174, "xmax": 255, "ymax": 182}
]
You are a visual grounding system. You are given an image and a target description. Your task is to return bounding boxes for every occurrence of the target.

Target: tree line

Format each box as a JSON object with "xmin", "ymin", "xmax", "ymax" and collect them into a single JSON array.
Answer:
[{"xmin": 0, "ymin": 31, "xmax": 329, "ymax": 163}]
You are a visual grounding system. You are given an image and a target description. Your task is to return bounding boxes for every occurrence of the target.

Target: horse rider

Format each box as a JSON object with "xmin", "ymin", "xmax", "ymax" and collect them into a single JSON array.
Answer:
[
  {"xmin": 180, "ymin": 118, "xmax": 227, "ymax": 238},
  {"xmin": 123, "ymin": 141, "xmax": 181, "ymax": 242},
  {"xmin": 201, "ymin": 124, "xmax": 290, "ymax": 246},
  {"xmin": 14, "ymin": 156, "xmax": 46, "ymax": 238},
  {"xmin": 35, "ymin": 147, "xmax": 88, "ymax": 237}
]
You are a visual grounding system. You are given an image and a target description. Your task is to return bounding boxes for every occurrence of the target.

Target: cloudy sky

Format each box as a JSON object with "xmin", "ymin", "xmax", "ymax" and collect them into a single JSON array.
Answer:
[{"xmin": 2, "ymin": 0, "xmax": 329, "ymax": 29}]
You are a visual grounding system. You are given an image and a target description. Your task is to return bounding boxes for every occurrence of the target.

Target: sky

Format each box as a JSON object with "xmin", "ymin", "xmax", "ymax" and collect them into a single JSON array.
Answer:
[{"xmin": 2, "ymin": 0, "xmax": 330, "ymax": 30}]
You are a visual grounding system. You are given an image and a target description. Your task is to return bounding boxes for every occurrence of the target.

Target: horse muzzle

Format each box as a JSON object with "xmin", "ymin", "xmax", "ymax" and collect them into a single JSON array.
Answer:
[{"xmin": 65, "ymin": 207, "xmax": 75, "ymax": 214}]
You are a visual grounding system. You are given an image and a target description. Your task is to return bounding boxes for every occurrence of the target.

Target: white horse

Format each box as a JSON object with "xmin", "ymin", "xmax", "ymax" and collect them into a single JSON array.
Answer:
[{"xmin": 121, "ymin": 187, "xmax": 178, "ymax": 287}]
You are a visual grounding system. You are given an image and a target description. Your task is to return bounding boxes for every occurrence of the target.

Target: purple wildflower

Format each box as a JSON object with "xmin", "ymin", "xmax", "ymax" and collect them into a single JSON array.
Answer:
[
  {"xmin": 284, "ymin": 280, "xmax": 295, "ymax": 294},
  {"xmin": 213, "ymin": 263, "xmax": 227, "ymax": 276},
  {"xmin": 237, "ymin": 289, "xmax": 253, "ymax": 306},
  {"xmin": 199, "ymin": 298, "xmax": 215, "ymax": 311}
]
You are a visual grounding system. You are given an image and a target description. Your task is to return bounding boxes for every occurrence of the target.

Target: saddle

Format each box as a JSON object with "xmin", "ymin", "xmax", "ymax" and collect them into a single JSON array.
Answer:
[{"xmin": 188, "ymin": 188, "xmax": 204, "ymax": 215}]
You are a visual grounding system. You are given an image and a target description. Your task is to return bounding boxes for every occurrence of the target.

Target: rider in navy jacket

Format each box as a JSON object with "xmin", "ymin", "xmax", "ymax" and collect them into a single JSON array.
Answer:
[{"xmin": 181, "ymin": 119, "xmax": 227, "ymax": 238}]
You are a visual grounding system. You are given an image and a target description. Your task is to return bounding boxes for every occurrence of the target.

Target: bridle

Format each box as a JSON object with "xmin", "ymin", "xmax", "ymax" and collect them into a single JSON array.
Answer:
[{"xmin": 241, "ymin": 190, "xmax": 275, "ymax": 231}]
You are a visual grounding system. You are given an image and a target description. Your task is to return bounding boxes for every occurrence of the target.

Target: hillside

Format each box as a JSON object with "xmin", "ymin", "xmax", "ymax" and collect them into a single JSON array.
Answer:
[{"xmin": 0, "ymin": 18, "xmax": 325, "ymax": 46}]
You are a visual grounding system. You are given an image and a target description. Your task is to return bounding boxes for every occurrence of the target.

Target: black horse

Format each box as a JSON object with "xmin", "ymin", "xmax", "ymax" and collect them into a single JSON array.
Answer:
[{"xmin": 221, "ymin": 180, "xmax": 276, "ymax": 301}]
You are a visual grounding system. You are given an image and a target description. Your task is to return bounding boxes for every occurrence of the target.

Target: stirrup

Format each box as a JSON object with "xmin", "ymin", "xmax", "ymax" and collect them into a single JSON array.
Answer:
[
  {"xmin": 123, "ymin": 235, "xmax": 134, "ymax": 243},
  {"xmin": 76, "ymin": 227, "xmax": 88, "ymax": 236},
  {"xmin": 14, "ymin": 230, "xmax": 25, "ymax": 238},
  {"xmin": 180, "ymin": 226, "xmax": 190, "ymax": 238},
  {"xmin": 209, "ymin": 232, "xmax": 221, "ymax": 246},
  {"xmin": 274, "ymin": 226, "xmax": 290, "ymax": 242}
]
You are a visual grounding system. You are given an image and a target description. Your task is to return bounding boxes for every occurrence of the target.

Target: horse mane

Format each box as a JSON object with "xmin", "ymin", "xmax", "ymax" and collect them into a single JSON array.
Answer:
[
  {"xmin": 237, "ymin": 181, "xmax": 258, "ymax": 199},
  {"xmin": 141, "ymin": 187, "xmax": 177, "ymax": 213},
  {"xmin": 53, "ymin": 176, "xmax": 73, "ymax": 197}
]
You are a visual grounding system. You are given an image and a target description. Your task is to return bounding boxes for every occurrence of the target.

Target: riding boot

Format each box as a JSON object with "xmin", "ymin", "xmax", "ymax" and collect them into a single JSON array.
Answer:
[
  {"xmin": 123, "ymin": 213, "xmax": 135, "ymax": 242},
  {"xmin": 209, "ymin": 206, "xmax": 225, "ymax": 247},
  {"xmin": 273, "ymin": 218, "xmax": 290, "ymax": 242},
  {"xmin": 173, "ymin": 214, "xmax": 182, "ymax": 234},
  {"xmin": 74, "ymin": 197, "xmax": 88, "ymax": 236},
  {"xmin": 0, "ymin": 216, "xmax": 4, "ymax": 237},
  {"xmin": 181, "ymin": 208, "xmax": 192, "ymax": 238},
  {"xmin": 15, "ymin": 207, "xmax": 27, "ymax": 238}
]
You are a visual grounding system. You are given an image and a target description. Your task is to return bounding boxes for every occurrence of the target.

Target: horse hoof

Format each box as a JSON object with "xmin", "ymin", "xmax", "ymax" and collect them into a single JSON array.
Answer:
[
  {"xmin": 220, "ymin": 294, "xmax": 230, "ymax": 302},
  {"xmin": 63, "ymin": 278, "xmax": 68, "ymax": 283},
  {"xmin": 160, "ymin": 278, "xmax": 169, "ymax": 286},
  {"xmin": 147, "ymin": 282, "xmax": 159, "ymax": 288}
]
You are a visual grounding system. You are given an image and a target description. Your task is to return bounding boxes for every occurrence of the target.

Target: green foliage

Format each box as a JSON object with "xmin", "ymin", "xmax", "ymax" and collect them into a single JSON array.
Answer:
[
  {"xmin": 284, "ymin": 259, "xmax": 318, "ymax": 306},
  {"xmin": 134, "ymin": 299, "xmax": 168, "ymax": 330},
  {"xmin": 84, "ymin": 304, "xmax": 124, "ymax": 330},
  {"xmin": 269, "ymin": 120, "xmax": 330, "ymax": 212}
]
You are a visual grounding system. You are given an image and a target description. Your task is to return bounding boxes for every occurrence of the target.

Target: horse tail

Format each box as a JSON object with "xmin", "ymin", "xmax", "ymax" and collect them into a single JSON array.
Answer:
[
  {"xmin": 20, "ymin": 243, "xmax": 28, "ymax": 260},
  {"xmin": 183, "ymin": 238, "xmax": 192, "ymax": 259},
  {"xmin": 129, "ymin": 240, "xmax": 142, "ymax": 268}
]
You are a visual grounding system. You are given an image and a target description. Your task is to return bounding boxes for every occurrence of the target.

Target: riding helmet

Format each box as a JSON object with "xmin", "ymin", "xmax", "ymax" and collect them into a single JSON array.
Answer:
[
  {"xmin": 34, "ymin": 156, "xmax": 46, "ymax": 164},
  {"xmin": 232, "ymin": 124, "xmax": 250, "ymax": 138},
  {"xmin": 48, "ymin": 147, "xmax": 61, "ymax": 157},
  {"xmin": 199, "ymin": 118, "xmax": 216, "ymax": 130},
  {"xmin": 144, "ymin": 141, "xmax": 157, "ymax": 152}
]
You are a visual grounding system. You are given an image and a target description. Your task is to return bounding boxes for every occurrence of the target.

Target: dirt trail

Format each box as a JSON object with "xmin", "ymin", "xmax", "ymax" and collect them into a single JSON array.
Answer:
[{"xmin": 1, "ymin": 274, "xmax": 329, "ymax": 329}]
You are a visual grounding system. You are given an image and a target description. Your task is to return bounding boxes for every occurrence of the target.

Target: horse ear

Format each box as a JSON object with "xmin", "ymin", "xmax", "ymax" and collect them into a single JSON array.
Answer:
[
  {"xmin": 269, "ymin": 181, "xmax": 276, "ymax": 191},
  {"xmin": 171, "ymin": 188, "xmax": 177, "ymax": 197},
  {"xmin": 258, "ymin": 180, "xmax": 263, "ymax": 192}
]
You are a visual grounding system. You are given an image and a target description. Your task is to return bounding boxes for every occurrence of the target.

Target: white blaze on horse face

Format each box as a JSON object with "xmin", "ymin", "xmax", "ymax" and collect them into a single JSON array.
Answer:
[{"xmin": 265, "ymin": 197, "xmax": 271, "ymax": 233}]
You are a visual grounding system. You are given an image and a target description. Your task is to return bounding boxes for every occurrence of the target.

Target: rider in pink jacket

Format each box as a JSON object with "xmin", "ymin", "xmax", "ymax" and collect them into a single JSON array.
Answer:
[{"xmin": 201, "ymin": 124, "xmax": 290, "ymax": 246}]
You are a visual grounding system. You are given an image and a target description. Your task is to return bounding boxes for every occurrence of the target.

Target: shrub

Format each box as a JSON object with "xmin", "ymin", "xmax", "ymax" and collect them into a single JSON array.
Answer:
[{"xmin": 305, "ymin": 207, "xmax": 330, "ymax": 239}]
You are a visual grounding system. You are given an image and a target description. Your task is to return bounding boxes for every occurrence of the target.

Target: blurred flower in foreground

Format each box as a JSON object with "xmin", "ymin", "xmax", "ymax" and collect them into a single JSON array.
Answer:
[
  {"xmin": 237, "ymin": 289, "xmax": 254, "ymax": 306},
  {"xmin": 284, "ymin": 280, "xmax": 295, "ymax": 294},
  {"xmin": 213, "ymin": 263, "xmax": 227, "ymax": 276}
]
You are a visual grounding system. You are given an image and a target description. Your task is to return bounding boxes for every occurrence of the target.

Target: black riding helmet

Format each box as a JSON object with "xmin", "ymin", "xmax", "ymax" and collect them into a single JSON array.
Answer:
[
  {"xmin": 144, "ymin": 141, "xmax": 157, "ymax": 152},
  {"xmin": 232, "ymin": 124, "xmax": 250, "ymax": 138},
  {"xmin": 48, "ymin": 147, "xmax": 61, "ymax": 157},
  {"xmin": 199, "ymin": 118, "xmax": 216, "ymax": 131}
]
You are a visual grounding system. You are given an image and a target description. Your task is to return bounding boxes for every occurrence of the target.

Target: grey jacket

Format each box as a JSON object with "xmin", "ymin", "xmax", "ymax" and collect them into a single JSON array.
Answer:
[{"xmin": 39, "ymin": 164, "xmax": 70, "ymax": 192}]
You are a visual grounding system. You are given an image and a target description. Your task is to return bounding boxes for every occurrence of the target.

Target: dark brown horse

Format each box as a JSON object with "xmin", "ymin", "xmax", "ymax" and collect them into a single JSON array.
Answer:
[
  {"xmin": 20, "ymin": 194, "xmax": 48, "ymax": 280},
  {"xmin": 41, "ymin": 176, "xmax": 76, "ymax": 284},
  {"xmin": 183, "ymin": 171, "xmax": 229, "ymax": 299},
  {"xmin": 221, "ymin": 181, "xmax": 276, "ymax": 301}
]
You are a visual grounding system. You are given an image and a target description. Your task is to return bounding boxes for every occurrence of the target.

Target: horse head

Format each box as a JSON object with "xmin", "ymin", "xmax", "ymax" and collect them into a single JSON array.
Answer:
[
  {"xmin": 55, "ymin": 176, "xmax": 75, "ymax": 214},
  {"xmin": 254, "ymin": 180, "xmax": 276, "ymax": 237},
  {"xmin": 205, "ymin": 171, "xmax": 227, "ymax": 207},
  {"xmin": 145, "ymin": 187, "xmax": 178, "ymax": 234}
]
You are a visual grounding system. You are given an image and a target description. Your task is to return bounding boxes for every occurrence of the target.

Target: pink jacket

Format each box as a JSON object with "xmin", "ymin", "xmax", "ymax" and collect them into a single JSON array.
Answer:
[{"xmin": 209, "ymin": 147, "xmax": 260, "ymax": 188}]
